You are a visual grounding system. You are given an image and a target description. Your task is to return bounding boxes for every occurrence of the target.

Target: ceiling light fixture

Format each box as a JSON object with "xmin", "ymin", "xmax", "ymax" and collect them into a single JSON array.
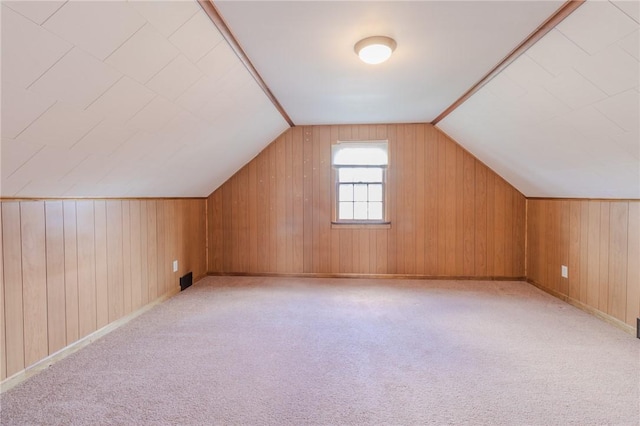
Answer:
[{"xmin": 354, "ymin": 36, "xmax": 397, "ymax": 65}]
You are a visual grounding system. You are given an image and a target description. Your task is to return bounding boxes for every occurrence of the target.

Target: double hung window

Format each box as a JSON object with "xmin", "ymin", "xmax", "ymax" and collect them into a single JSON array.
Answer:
[{"xmin": 331, "ymin": 141, "xmax": 389, "ymax": 224}]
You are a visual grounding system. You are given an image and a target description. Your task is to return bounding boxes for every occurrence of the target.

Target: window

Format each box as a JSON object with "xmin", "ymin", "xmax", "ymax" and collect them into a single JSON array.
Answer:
[{"xmin": 332, "ymin": 141, "xmax": 389, "ymax": 224}]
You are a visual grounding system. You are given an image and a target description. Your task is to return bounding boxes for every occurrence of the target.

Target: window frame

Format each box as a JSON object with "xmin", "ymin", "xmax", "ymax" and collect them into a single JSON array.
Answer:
[{"xmin": 331, "ymin": 141, "xmax": 391, "ymax": 227}]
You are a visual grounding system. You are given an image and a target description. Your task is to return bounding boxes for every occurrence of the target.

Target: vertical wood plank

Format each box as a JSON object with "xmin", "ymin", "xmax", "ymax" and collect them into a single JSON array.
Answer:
[
  {"xmin": 425, "ymin": 126, "xmax": 438, "ymax": 275},
  {"xmin": 493, "ymin": 179, "xmax": 506, "ymax": 276},
  {"xmin": 436, "ymin": 131, "xmax": 447, "ymax": 275},
  {"xmin": 626, "ymin": 202, "xmax": 639, "ymax": 326},
  {"xmin": 275, "ymin": 136, "xmax": 286, "ymax": 273},
  {"xmin": 486, "ymin": 172, "xmax": 495, "ymax": 276},
  {"xmin": 285, "ymin": 129, "xmax": 294, "ymax": 272},
  {"xmin": 2, "ymin": 202, "xmax": 25, "ymax": 376},
  {"xmin": 130, "ymin": 200, "xmax": 142, "ymax": 311},
  {"xmin": 559, "ymin": 200, "xmax": 570, "ymax": 295},
  {"xmin": 147, "ymin": 200, "xmax": 158, "ymax": 302},
  {"xmin": 568, "ymin": 200, "xmax": 582, "ymax": 300},
  {"xmin": 106, "ymin": 200, "xmax": 124, "ymax": 322},
  {"xmin": 122, "ymin": 201, "xmax": 132, "ymax": 315},
  {"xmin": 76, "ymin": 201, "xmax": 97, "ymax": 338},
  {"xmin": 268, "ymin": 142, "xmax": 278, "ymax": 272},
  {"xmin": 302, "ymin": 127, "xmax": 313, "ymax": 273},
  {"xmin": 94, "ymin": 201, "xmax": 108, "ymax": 329},
  {"xmin": 0, "ymin": 205, "xmax": 5, "ymax": 380},
  {"xmin": 318, "ymin": 126, "xmax": 332, "ymax": 273},
  {"xmin": 208, "ymin": 191, "xmax": 223, "ymax": 273},
  {"xmin": 475, "ymin": 165, "xmax": 487, "ymax": 276},
  {"xmin": 387, "ymin": 124, "xmax": 398, "ymax": 274},
  {"xmin": 514, "ymin": 194, "xmax": 526, "ymax": 276},
  {"xmin": 63, "ymin": 201, "xmax": 79, "ymax": 345},
  {"xmin": 20, "ymin": 201, "xmax": 48, "ymax": 367},
  {"xmin": 248, "ymin": 159, "xmax": 258, "ymax": 273},
  {"xmin": 462, "ymin": 153, "xmax": 475, "ymax": 276},
  {"xmin": 140, "ymin": 201, "xmax": 149, "ymax": 306},
  {"xmin": 415, "ymin": 124, "xmax": 426, "ymax": 274},
  {"xmin": 45, "ymin": 201, "xmax": 66, "ymax": 354},
  {"xmin": 503, "ymin": 186, "xmax": 514, "ymax": 277},
  {"xmin": 454, "ymin": 145, "xmax": 464, "ymax": 275},
  {"xmin": 608, "ymin": 202, "xmax": 628, "ymax": 321},
  {"xmin": 156, "ymin": 200, "xmax": 166, "ymax": 296},
  {"xmin": 579, "ymin": 201, "xmax": 590, "ymax": 304},
  {"xmin": 404, "ymin": 124, "xmax": 416, "ymax": 274},
  {"xmin": 586, "ymin": 201, "xmax": 601, "ymax": 308},
  {"xmin": 598, "ymin": 202, "xmax": 610, "ymax": 313}
]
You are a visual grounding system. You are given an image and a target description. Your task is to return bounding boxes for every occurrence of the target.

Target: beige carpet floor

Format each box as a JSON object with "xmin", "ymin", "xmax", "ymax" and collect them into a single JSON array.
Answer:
[{"xmin": 1, "ymin": 276, "xmax": 638, "ymax": 425}]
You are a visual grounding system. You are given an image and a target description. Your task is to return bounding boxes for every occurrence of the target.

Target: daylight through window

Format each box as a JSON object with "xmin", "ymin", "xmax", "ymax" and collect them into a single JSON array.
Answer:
[{"xmin": 332, "ymin": 141, "xmax": 388, "ymax": 222}]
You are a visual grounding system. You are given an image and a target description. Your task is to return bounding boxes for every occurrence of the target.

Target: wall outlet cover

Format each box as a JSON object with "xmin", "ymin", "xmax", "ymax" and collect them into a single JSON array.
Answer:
[
  {"xmin": 561, "ymin": 265, "xmax": 568, "ymax": 278},
  {"xmin": 173, "ymin": 260, "xmax": 178, "ymax": 272}
]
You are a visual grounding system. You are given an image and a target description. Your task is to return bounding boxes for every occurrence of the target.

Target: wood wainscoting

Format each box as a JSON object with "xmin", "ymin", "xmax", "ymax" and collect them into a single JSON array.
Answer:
[
  {"xmin": 526, "ymin": 199, "xmax": 640, "ymax": 329},
  {"xmin": 207, "ymin": 124, "xmax": 526, "ymax": 277},
  {"xmin": 0, "ymin": 198, "xmax": 206, "ymax": 382}
]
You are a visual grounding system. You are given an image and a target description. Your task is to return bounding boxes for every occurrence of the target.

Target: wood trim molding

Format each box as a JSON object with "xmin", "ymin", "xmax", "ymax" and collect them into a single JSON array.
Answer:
[
  {"xmin": 208, "ymin": 272, "xmax": 526, "ymax": 281},
  {"xmin": 431, "ymin": 0, "xmax": 585, "ymax": 125},
  {"xmin": 526, "ymin": 278, "xmax": 636, "ymax": 336},
  {"xmin": 198, "ymin": 0, "xmax": 295, "ymax": 127}
]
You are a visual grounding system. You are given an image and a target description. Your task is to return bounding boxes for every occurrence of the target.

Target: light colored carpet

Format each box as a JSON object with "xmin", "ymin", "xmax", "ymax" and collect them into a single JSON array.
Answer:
[{"xmin": 1, "ymin": 276, "xmax": 638, "ymax": 425}]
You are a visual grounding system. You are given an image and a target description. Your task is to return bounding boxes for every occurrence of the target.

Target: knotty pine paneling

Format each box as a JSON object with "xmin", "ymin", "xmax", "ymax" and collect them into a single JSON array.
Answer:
[
  {"xmin": 527, "ymin": 199, "xmax": 640, "ymax": 327},
  {"xmin": 207, "ymin": 124, "xmax": 526, "ymax": 277},
  {"xmin": 0, "ymin": 198, "xmax": 206, "ymax": 381}
]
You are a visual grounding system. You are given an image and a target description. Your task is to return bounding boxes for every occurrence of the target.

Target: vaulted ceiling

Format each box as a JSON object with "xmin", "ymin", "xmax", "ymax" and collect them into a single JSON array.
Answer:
[
  {"xmin": 438, "ymin": 0, "xmax": 639, "ymax": 198},
  {"xmin": 1, "ymin": 0, "xmax": 638, "ymax": 198},
  {"xmin": 1, "ymin": 0, "xmax": 288, "ymax": 197}
]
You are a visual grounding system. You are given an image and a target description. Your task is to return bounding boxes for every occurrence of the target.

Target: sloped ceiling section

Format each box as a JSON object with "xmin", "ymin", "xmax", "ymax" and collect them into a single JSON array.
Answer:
[
  {"xmin": 1, "ymin": 0, "xmax": 289, "ymax": 197},
  {"xmin": 438, "ymin": 0, "xmax": 640, "ymax": 198}
]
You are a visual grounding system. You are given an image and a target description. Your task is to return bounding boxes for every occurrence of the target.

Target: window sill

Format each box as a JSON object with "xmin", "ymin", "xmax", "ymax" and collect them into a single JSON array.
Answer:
[{"xmin": 331, "ymin": 221, "xmax": 391, "ymax": 229}]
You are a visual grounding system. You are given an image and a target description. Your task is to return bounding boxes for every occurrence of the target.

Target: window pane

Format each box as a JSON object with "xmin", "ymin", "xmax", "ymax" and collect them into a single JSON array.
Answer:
[
  {"xmin": 339, "ymin": 202, "xmax": 353, "ymax": 220},
  {"xmin": 363, "ymin": 168, "xmax": 383, "ymax": 182},
  {"xmin": 338, "ymin": 168, "xmax": 354, "ymax": 182},
  {"xmin": 339, "ymin": 167, "xmax": 383, "ymax": 183},
  {"xmin": 354, "ymin": 184, "xmax": 367, "ymax": 201},
  {"xmin": 349, "ymin": 168, "xmax": 382, "ymax": 182},
  {"xmin": 369, "ymin": 202, "xmax": 383, "ymax": 220},
  {"xmin": 369, "ymin": 184, "xmax": 383, "ymax": 201},
  {"xmin": 354, "ymin": 202, "xmax": 368, "ymax": 220},
  {"xmin": 339, "ymin": 184, "xmax": 353, "ymax": 201}
]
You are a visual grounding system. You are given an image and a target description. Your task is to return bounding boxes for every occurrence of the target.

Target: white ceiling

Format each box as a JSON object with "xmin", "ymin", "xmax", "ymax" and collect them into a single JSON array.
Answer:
[
  {"xmin": 215, "ymin": 0, "xmax": 565, "ymax": 125},
  {"xmin": 438, "ymin": 0, "xmax": 640, "ymax": 198},
  {"xmin": 1, "ymin": 0, "xmax": 289, "ymax": 197},
  {"xmin": 1, "ymin": 0, "xmax": 637, "ymax": 199}
]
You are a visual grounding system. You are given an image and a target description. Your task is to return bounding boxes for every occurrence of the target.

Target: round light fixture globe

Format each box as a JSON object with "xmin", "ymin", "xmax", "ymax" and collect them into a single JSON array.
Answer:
[{"xmin": 354, "ymin": 36, "xmax": 397, "ymax": 65}]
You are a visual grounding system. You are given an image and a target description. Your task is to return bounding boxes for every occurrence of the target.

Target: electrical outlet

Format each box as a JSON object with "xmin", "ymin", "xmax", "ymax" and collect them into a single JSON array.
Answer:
[
  {"xmin": 561, "ymin": 265, "xmax": 568, "ymax": 278},
  {"xmin": 172, "ymin": 260, "xmax": 178, "ymax": 273}
]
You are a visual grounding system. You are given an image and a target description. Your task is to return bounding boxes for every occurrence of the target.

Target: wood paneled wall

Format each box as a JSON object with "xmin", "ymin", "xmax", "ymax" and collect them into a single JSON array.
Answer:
[
  {"xmin": 527, "ymin": 199, "xmax": 640, "ymax": 328},
  {"xmin": 207, "ymin": 124, "xmax": 526, "ymax": 277},
  {"xmin": 0, "ymin": 198, "xmax": 206, "ymax": 381}
]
